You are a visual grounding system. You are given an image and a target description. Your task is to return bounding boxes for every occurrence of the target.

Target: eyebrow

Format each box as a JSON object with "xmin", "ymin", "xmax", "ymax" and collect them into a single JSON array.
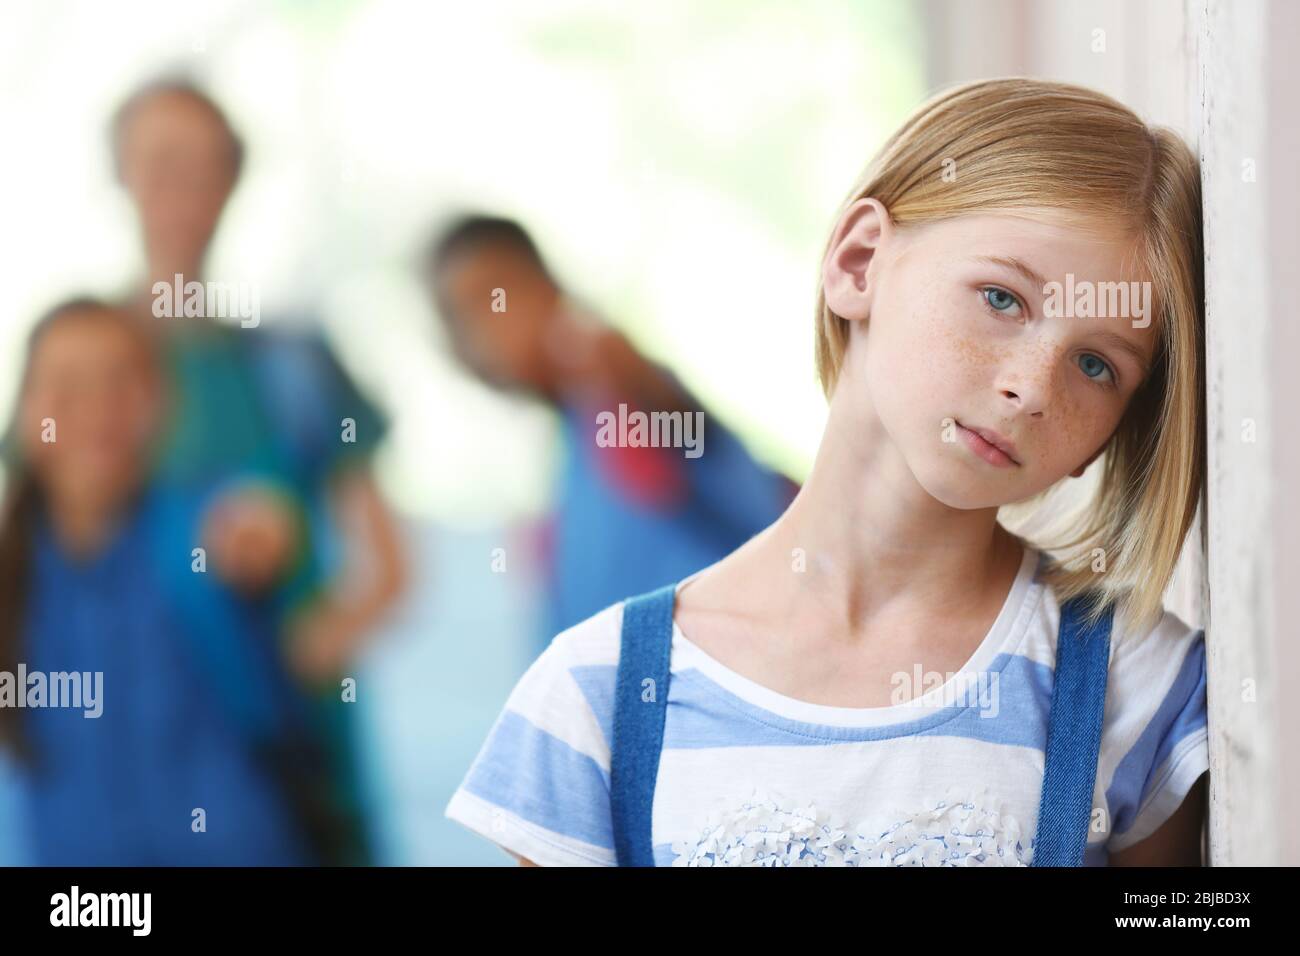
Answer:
[{"xmin": 973, "ymin": 255, "xmax": 1051, "ymax": 295}]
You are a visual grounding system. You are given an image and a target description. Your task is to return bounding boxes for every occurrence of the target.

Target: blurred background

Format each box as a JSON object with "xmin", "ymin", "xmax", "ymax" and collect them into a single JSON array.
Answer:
[
  {"xmin": 0, "ymin": 0, "xmax": 1294, "ymax": 865},
  {"xmin": 0, "ymin": 0, "xmax": 930, "ymax": 500},
  {"xmin": 0, "ymin": 0, "xmax": 923, "ymax": 866}
]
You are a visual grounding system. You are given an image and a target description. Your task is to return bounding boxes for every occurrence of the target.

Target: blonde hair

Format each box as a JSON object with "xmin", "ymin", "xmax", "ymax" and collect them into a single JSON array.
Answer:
[{"xmin": 814, "ymin": 77, "xmax": 1203, "ymax": 637}]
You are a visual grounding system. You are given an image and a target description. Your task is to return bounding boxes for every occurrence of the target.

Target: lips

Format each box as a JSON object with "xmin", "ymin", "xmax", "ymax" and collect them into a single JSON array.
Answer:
[{"xmin": 956, "ymin": 421, "xmax": 1021, "ymax": 467}]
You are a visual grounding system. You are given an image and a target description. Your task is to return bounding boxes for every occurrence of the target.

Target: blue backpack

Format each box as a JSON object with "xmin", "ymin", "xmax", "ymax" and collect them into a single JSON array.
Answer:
[{"xmin": 610, "ymin": 584, "xmax": 1114, "ymax": 867}]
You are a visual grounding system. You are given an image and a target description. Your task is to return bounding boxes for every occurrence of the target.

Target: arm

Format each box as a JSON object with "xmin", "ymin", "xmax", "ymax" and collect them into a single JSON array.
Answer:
[
  {"xmin": 1108, "ymin": 770, "xmax": 1208, "ymax": 866},
  {"xmin": 285, "ymin": 467, "xmax": 408, "ymax": 684},
  {"xmin": 542, "ymin": 299, "xmax": 694, "ymax": 416},
  {"xmin": 561, "ymin": 321, "xmax": 796, "ymax": 529}
]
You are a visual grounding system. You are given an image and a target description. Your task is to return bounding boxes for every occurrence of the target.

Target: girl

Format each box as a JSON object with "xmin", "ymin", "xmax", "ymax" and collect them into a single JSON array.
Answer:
[
  {"xmin": 444, "ymin": 78, "xmax": 1209, "ymax": 866},
  {"xmin": 0, "ymin": 299, "xmax": 339, "ymax": 865}
]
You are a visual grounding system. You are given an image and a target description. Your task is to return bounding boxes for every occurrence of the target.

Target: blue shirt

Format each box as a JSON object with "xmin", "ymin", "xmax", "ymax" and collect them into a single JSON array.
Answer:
[
  {"xmin": 17, "ymin": 487, "xmax": 314, "ymax": 865},
  {"xmin": 152, "ymin": 324, "xmax": 389, "ymax": 863},
  {"xmin": 544, "ymin": 399, "xmax": 797, "ymax": 649}
]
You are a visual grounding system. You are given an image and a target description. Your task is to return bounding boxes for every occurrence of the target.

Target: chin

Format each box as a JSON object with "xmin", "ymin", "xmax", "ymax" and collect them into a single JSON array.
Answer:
[{"xmin": 909, "ymin": 457, "xmax": 1014, "ymax": 511}]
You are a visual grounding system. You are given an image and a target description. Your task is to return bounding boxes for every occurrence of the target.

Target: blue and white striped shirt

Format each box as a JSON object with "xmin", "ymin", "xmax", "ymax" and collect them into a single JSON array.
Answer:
[{"xmin": 446, "ymin": 547, "xmax": 1208, "ymax": 866}]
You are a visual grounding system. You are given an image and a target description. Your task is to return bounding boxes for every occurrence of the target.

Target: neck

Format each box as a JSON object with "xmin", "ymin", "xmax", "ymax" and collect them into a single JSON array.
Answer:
[
  {"xmin": 46, "ymin": 491, "xmax": 126, "ymax": 560},
  {"xmin": 146, "ymin": 254, "xmax": 203, "ymax": 288},
  {"xmin": 133, "ymin": 252, "xmax": 206, "ymax": 333}
]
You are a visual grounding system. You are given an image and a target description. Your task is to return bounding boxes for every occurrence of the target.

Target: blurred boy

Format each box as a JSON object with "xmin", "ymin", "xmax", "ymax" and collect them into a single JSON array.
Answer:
[{"xmin": 423, "ymin": 214, "xmax": 798, "ymax": 650}]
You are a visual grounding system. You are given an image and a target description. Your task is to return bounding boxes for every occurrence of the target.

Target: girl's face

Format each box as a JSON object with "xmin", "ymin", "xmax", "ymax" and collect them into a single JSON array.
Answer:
[
  {"xmin": 826, "ymin": 202, "xmax": 1158, "ymax": 510},
  {"xmin": 19, "ymin": 310, "xmax": 164, "ymax": 509}
]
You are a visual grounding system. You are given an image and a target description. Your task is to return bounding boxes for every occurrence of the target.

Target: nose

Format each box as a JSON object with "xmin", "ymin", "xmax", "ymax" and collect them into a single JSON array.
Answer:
[{"xmin": 996, "ymin": 340, "xmax": 1064, "ymax": 417}]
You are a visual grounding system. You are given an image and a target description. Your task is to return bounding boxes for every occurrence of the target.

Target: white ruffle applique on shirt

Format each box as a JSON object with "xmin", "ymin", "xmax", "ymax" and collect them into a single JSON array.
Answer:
[{"xmin": 669, "ymin": 787, "xmax": 1034, "ymax": 867}]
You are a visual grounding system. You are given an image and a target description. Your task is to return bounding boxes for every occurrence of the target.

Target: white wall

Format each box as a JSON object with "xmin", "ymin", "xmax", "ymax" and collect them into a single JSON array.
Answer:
[
  {"xmin": 925, "ymin": 0, "xmax": 1192, "ymax": 130},
  {"xmin": 1196, "ymin": 0, "xmax": 1300, "ymax": 867},
  {"xmin": 1265, "ymin": 0, "xmax": 1300, "ymax": 870}
]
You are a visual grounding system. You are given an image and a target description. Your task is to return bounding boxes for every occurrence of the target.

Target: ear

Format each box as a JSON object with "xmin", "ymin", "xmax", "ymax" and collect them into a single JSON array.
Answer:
[{"xmin": 822, "ymin": 197, "xmax": 894, "ymax": 322}]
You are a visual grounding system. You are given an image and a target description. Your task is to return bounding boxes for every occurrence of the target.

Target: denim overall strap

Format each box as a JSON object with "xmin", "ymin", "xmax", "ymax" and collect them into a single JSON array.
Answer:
[
  {"xmin": 610, "ymin": 583, "xmax": 678, "ymax": 867},
  {"xmin": 1031, "ymin": 594, "xmax": 1115, "ymax": 866}
]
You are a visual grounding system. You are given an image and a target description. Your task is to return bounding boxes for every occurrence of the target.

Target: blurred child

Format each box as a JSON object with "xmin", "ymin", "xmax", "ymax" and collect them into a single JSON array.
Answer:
[
  {"xmin": 111, "ymin": 78, "xmax": 408, "ymax": 863},
  {"xmin": 112, "ymin": 76, "xmax": 405, "ymax": 680},
  {"xmin": 423, "ymin": 214, "xmax": 798, "ymax": 651},
  {"xmin": 0, "ymin": 299, "xmax": 337, "ymax": 865}
]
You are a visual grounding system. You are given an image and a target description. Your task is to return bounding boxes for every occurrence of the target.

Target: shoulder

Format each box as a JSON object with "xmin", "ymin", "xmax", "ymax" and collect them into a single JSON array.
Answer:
[
  {"xmin": 1101, "ymin": 602, "xmax": 1207, "ymax": 783},
  {"xmin": 1031, "ymin": 570, "xmax": 1204, "ymax": 680},
  {"xmin": 244, "ymin": 327, "xmax": 386, "ymax": 455},
  {"xmin": 498, "ymin": 601, "xmax": 626, "ymax": 757},
  {"xmin": 1106, "ymin": 603, "xmax": 1206, "ymax": 706},
  {"xmin": 548, "ymin": 600, "xmax": 625, "ymax": 669},
  {"xmin": 244, "ymin": 327, "xmax": 335, "ymax": 379},
  {"xmin": 444, "ymin": 601, "xmax": 629, "ymax": 866},
  {"xmin": 1033, "ymin": 580, "xmax": 1209, "ymax": 856},
  {"xmin": 1097, "ymin": 602, "xmax": 1209, "ymax": 854}
]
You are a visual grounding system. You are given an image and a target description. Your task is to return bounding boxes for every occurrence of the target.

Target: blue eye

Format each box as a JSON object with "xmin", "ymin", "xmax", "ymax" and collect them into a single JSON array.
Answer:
[
  {"xmin": 1078, "ymin": 353, "xmax": 1115, "ymax": 385},
  {"xmin": 982, "ymin": 286, "xmax": 1020, "ymax": 313}
]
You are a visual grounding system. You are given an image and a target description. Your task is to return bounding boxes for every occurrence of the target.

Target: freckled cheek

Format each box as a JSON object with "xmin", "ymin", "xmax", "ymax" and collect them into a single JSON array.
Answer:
[
  {"xmin": 947, "ymin": 335, "xmax": 1002, "ymax": 386},
  {"xmin": 1042, "ymin": 399, "xmax": 1113, "ymax": 470},
  {"xmin": 891, "ymin": 292, "xmax": 986, "ymax": 387},
  {"xmin": 901, "ymin": 327, "xmax": 1001, "ymax": 412}
]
